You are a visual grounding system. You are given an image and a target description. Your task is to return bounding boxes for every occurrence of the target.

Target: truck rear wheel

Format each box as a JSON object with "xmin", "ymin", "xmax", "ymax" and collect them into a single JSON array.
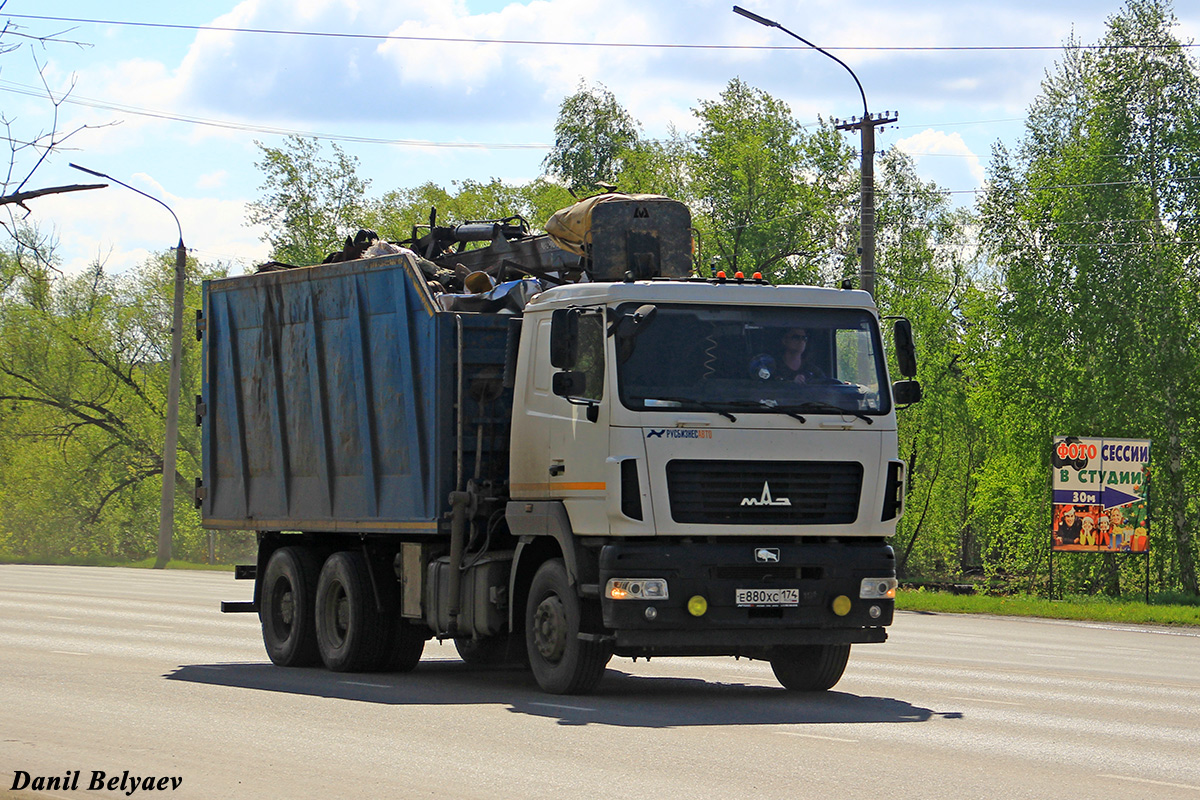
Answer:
[
  {"xmin": 260, "ymin": 546, "xmax": 322, "ymax": 667},
  {"xmin": 770, "ymin": 644, "xmax": 851, "ymax": 691},
  {"xmin": 525, "ymin": 559, "xmax": 611, "ymax": 694},
  {"xmin": 314, "ymin": 551, "xmax": 388, "ymax": 673}
]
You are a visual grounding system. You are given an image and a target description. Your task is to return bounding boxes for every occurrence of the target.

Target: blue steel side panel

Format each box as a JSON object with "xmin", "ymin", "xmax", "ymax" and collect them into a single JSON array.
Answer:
[{"xmin": 201, "ymin": 254, "xmax": 450, "ymax": 533}]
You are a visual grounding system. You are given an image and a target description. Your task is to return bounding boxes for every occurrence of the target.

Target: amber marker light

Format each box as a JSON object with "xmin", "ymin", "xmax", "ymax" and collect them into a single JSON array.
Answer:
[
  {"xmin": 832, "ymin": 595, "xmax": 852, "ymax": 616},
  {"xmin": 687, "ymin": 595, "xmax": 709, "ymax": 617}
]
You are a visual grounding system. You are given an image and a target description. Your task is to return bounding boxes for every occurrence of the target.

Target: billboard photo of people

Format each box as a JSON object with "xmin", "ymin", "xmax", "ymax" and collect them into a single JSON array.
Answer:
[{"xmin": 1052, "ymin": 503, "xmax": 1103, "ymax": 550}]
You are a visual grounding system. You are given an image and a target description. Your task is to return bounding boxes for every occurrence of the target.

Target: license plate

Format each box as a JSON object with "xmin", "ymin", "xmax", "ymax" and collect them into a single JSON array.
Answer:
[{"xmin": 736, "ymin": 588, "xmax": 800, "ymax": 607}]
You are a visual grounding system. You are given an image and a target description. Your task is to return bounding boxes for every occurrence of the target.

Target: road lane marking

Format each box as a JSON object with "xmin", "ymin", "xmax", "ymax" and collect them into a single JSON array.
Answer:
[
  {"xmin": 777, "ymin": 732, "xmax": 858, "ymax": 743},
  {"xmin": 529, "ymin": 702, "xmax": 596, "ymax": 712},
  {"xmin": 1100, "ymin": 774, "xmax": 1200, "ymax": 792},
  {"xmin": 949, "ymin": 696, "xmax": 1023, "ymax": 706},
  {"xmin": 46, "ymin": 615, "xmax": 74, "ymax": 620},
  {"xmin": 51, "ymin": 650, "xmax": 87, "ymax": 656},
  {"xmin": 339, "ymin": 681, "xmax": 389, "ymax": 688}
]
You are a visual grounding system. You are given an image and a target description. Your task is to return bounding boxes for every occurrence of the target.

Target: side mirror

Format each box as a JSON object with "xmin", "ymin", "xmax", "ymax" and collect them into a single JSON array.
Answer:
[
  {"xmin": 552, "ymin": 370, "xmax": 587, "ymax": 398},
  {"xmin": 893, "ymin": 318, "xmax": 918, "ymax": 378},
  {"xmin": 892, "ymin": 379, "xmax": 923, "ymax": 406},
  {"xmin": 550, "ymin": 308, "xmax": 579, "ymax": 369}
]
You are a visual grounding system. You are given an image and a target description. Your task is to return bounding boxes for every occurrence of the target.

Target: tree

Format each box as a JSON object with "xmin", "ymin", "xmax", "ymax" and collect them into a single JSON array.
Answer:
[
  {"xmin": 246, "ymin": 136, "xmax": 370, "ymax": 265},
  {"xmin": 976, "ymin": 0, "xmax": 1200, "ymax": 594},
  {"xmin": 0, "ymin": 242, "xmax": 228, "ymax": 563},
  {"xmin": 542, "ymin": 82, "xmax": 640, "ymax": 194},
  {"xmin": 689, "ymin": 79, "xmax": 855, "ymax": 280},
  {"xmin": 871, "ymin": 150, "xmax": 980, "ymax": 579}
]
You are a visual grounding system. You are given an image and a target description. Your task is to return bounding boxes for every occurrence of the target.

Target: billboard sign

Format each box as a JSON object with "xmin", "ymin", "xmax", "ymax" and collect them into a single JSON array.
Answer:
[{"xmin": 1051, "ymin": 437, "xmax": 1149, "ymax": 553}]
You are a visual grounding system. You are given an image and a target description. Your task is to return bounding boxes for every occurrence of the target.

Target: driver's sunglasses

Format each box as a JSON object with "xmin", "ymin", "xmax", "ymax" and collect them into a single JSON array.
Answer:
[{"xmin": 785, "ymin": 333, "xmax": 808, "ymax": 341}]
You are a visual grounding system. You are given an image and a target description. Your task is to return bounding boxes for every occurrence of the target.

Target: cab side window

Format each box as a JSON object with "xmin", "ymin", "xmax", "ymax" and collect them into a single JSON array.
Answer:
[{"xmin": 575, "ymin": 311, "xmax": 605, "ymax": 402}]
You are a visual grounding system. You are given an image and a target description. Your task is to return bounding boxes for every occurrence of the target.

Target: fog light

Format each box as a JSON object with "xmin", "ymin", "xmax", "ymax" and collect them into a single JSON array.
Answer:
[
  {"xmin": 832, "ymin": 595, "xmax": 852, "ymax": 616},
  {"xmin": 687, "ymin": 595, "xmax": 708, "ymax": 617},
  {"xmin": 869, "ymin": 604, "xmax": 881, "ymax": 619},
  {"xmin": 644, "ymin": 606, "xmax": 658, "ymax": 621}
]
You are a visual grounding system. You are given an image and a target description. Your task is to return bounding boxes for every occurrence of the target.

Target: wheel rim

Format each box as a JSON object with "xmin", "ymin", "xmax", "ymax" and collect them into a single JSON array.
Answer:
[
  {"xmin": 269, "ymin": 578, "xmax": 295, "ymax": 638},
  {"xmin": 532, "ymin": 594, "xmax": 568, "ymax": 663},
  {"xmin": 324, "ymin": 582, "xmax": 350, "ymax": 648}
]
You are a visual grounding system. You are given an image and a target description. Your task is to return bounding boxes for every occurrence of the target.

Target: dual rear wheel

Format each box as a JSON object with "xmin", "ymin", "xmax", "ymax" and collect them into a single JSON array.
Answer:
[{"xmin": 260, "ymin": 547, "xmax": 425, "ymax": 673}]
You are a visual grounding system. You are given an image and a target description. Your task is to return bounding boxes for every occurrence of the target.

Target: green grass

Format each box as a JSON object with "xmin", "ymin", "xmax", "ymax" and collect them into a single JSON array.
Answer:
[{"xmin": 897, "ymin": 588, "xmax": 1200, "ymax": 627}]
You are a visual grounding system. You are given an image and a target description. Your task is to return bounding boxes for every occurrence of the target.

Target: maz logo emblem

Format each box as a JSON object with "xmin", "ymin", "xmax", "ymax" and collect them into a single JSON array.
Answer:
[
  {"xmin": 755, "ymin": 548, "xmax": 780, "ymax": 563},
  {"xmin": 741, "ymin": 482, "xmax": 792, "ymax": 507}
]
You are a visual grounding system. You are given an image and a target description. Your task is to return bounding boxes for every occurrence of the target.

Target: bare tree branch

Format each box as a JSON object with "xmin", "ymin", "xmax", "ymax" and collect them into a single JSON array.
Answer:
[{"xmin": 0, "ymin": 182, "xmax": 105, "ymax": 210}]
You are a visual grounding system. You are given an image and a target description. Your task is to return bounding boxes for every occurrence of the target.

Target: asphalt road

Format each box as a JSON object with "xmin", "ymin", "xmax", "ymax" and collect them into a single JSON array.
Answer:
[{"xmin": 2, "ymin": 564, "xmax": 1199, "ymax": 800}]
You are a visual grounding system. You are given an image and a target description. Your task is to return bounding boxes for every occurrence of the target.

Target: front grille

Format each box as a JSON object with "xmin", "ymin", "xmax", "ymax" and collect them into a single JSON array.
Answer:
[
  {"xmin": 710, "ymin": 565, "xmax": 824, "ymax": 581},
  {"xmin": 666, "ymin": 460, "xmax": 862, "ymax": 525}
]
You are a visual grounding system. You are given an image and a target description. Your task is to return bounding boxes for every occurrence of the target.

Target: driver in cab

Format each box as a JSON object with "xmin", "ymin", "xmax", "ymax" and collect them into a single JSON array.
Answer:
[
  {"xmin": 776, "ymin": 328, "xmax": 825, "ymax": 384},
  {"xmin": 749, "ymin": 328, "xmax": 826, "ymax": 384}
]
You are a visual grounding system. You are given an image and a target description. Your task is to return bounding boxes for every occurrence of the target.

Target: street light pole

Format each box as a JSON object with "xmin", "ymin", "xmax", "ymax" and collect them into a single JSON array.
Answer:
[
  {"xmin": 70, "ymin": 163, "xmax": 185, "ymax": 569},
  {"xmin": 732, "ymin": 5, "xmax": 897, "ymax": 297}
]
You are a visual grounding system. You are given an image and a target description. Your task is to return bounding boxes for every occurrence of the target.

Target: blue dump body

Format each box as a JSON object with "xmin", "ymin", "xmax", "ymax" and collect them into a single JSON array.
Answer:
[{"xmin": 199, "ymin": 253, "xmax": 513, "ymax": 534}]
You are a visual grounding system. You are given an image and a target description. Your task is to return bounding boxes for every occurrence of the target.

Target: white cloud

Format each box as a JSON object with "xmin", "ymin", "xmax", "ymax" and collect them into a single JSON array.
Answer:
[
  {"xmin": 197, "ymin": 170, "xmax": 228, "ymax": 189},
  {"xmin": 894, "ymin": 128, "xmax": 987, "ymax": 192}
]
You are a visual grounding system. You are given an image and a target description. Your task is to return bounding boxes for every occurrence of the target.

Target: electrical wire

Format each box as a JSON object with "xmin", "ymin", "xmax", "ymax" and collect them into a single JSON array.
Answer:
[
  {"xmin": 0, "ymin": 80, "xmax": 552, "ymax": 150},
  {"xmin": 5, "ymin": 12, "xmax": 1198, "ymax": 52}
]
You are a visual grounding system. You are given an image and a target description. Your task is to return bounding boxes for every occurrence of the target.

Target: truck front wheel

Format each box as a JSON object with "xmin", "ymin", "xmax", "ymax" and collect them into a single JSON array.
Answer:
[
  {"xmin": 314, "ymin": 551, "xmax": 388, "ymax": 672},
  {"xmin": 770, "ymin": 644, "xmax": 851, "ymax": 691},
  {"xmin": 525, "ymin": 559, "xmax": 612, "ymax": 694},
  {"xmin": 260, "ymin": 546, "xmax": 322, "ymax": 667}
]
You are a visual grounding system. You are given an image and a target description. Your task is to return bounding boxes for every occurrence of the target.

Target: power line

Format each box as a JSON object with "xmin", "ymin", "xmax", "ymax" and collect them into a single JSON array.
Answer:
[
  {"xmin": 5, "ymin": 12, "xmax": 1199, "ymax": 52},
  {"xmin": 0, "ymin": 80, "xmax": 551, "ymax": 150}
]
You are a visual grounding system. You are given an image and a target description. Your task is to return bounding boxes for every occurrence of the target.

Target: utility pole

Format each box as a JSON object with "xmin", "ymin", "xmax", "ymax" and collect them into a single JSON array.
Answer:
[
  {"xmin": 732, "ymin": 5, "xmax": 894, "ymax": 297},
  {"xmin": 833, "ymin": 112, "xmax": 897, "ymax": 298},
  {"xmin": 70, "ymin": 163, "xmax": 186, "ymax": 569}
]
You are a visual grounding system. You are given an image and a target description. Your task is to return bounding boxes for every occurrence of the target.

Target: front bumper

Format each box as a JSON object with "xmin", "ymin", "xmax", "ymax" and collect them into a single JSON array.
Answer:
[{"xmin": 599, "ymin": 539, "xmax": 895, "ymax": 657}]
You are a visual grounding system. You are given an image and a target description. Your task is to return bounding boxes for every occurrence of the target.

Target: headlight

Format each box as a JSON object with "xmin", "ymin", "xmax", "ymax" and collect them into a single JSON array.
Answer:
[
  {"xmin": 860, "ymin": 578, "xmax": 897, "ymax": 599},
  {"xmin": 606, "ymin": 578, "xmax": 669, "ymax": 600}
]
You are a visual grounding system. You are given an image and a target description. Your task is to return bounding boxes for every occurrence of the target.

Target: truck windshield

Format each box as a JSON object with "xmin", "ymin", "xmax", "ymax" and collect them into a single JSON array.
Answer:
[{"xmin": 615, "ymin": 303, "xmax": 890, "ymax": 416}]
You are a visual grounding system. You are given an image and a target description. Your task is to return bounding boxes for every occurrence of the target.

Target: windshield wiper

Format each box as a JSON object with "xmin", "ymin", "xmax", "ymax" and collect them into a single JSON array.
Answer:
[
  {"xmin": 723, "ymin": 399, "xmax": 806, "ymax": 424},
  {"xmin": 790, "ymin": 401, "xmax": 874, "ymax": 424},
  {"xmin": 631, "ymin": 396, "xmax": 737, "ymax": 422}
]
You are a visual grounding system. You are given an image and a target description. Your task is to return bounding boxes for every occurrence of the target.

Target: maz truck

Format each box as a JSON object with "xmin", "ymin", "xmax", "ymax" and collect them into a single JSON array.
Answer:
[{"xmin": 198, "ymin": 195, "xmax": 921, "ymax": 694}]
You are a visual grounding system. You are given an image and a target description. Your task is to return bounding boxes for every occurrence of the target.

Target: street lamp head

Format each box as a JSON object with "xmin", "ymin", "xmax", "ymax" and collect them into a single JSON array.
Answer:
[{"xmin": 732, "ymin": 5, "xmax": 779, "ymax": 28}]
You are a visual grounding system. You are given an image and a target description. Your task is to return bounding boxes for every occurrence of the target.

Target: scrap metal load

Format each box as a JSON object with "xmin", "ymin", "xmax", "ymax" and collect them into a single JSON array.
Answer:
[
  {"xmin": 414, "ymin": 192, "xmax": 693, "ymax": 288},
  {"xmin": 263, "ymin": 193, "xmax": 695, "ymax": 297}
]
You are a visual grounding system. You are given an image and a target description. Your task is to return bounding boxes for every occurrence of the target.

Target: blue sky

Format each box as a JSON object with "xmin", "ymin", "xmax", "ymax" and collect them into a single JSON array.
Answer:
[{"xmin": 5, "ymin": 0, "xmax": 1198, "ymax": 275}]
